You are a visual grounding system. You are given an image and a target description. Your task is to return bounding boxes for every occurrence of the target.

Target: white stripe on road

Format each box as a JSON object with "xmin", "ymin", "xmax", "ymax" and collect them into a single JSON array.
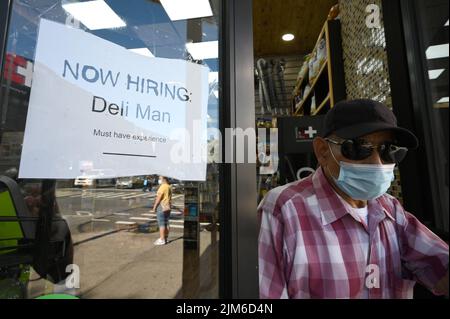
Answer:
[
  {"xmin": 130, "ymin": 217, "xmax": 154, "ymax": 221},
  {"xmin": 76, "ymin": 211, "xmax": 93, "ymax": 216},
  {"xmin": 169, "ymin": 225, "xmax": 184, "ymax": 229},
  {"xmin": 122, "ymin": 193, "xmax": 155, "ymax": 200},
  {"xmin": 56, "ymin": 192, "xmax": 79, "ymax": 197},
  {"xmin": 68, "ymin": 192, "xmax": 130, "ymax": 199},
  {"xmin": 93, "ymin": 192, "xmax": 120, "ymax": 198},
  {"xmin": 97, "ymin": 192, "xmax": 131, "ymax": 199},
  {"xmin": 69, "ymin": 194, "xmax": 85, "ymax": 198},
  {"xmin": 58, "ymin": 191, "xmax": 160, "ymax": 200}
]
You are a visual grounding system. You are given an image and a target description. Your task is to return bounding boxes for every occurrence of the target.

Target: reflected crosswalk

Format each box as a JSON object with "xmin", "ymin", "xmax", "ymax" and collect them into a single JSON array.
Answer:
[
  {"xmin": 88, "ymin": 211, "xmax": 211, "ymax": 232},
  {"xmin": 56, "ymin": 190, "xmax": 156, "ymax": 200},
  {"xmin": 60, "ymin": 190, "xmax": 201, "ymax": 232},
  {"xmin": 119, "ymin": 213, "xmax": 186, "ymax": 230}
]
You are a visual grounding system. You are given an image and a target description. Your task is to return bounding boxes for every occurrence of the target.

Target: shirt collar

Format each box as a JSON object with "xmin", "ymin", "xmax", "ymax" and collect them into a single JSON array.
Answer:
[{"xmin": 312, "ymin": 167, "xmax": 395, "ymax": 226}]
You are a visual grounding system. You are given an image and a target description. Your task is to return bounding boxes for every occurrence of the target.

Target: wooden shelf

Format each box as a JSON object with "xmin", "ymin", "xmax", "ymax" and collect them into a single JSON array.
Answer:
[
  {"xmin": 291, "ymin": 19, "xmax": 347, "ymax": 117},
  {"xmin": 293, "ymin": 60, "xmax": 328, "ymax": 116},
  {"xmin": 292, "ymin": 20, "xmax": 327, "ymax": 100},
  {"xmin": 312, "ymin": 94, "xmax": 330, "ymax": 116}
]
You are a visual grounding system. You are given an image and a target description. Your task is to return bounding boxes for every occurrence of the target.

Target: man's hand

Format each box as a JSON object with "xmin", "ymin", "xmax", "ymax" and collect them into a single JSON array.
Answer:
[{"xmin": 434, "ymin": 271, "xmax": 449, "ymax": 296}]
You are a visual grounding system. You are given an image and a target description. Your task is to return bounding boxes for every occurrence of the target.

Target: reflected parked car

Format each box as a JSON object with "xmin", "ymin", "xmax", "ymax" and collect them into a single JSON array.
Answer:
[
  {"xmin": 115, "ymin": 176, "xmax": 145, "ymax": 189},
  {"xmin": 171, "ymin": 183, "xmax": 184, "ymax": 193},
  {"xmin": 74, "ymin": 176, "xmax": 95, "ymax": 187},
  {"xmin": 74, "ymin": 169, "xmax": 116, "ymax": 188},
  {"xmin": 74, "ymin": 177, "xmax": 116, "ymax": 188},
  {"xmin": 96, "ymin": 178, "xmax": 116, "ymax": 188},
  {"xmin": 165, "ymin": 178, "xmax": 183, "ymax": 193}
]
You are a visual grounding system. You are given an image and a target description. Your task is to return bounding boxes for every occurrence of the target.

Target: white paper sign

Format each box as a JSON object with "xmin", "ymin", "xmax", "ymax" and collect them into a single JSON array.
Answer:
[{"xmin": 19, "ymin": 19, "xmax": 209, "ymax": 181}]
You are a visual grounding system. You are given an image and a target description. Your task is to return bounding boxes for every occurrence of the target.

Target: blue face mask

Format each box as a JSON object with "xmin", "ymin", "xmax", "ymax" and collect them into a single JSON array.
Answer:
[{"xmin": 328, "ymin": 145, "xmax": 396, "ymax": 200}]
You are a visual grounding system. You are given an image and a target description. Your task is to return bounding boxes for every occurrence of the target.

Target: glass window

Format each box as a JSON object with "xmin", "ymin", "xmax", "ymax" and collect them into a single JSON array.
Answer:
[
  {"xmin": 416, "ymin": 0, "xmax": 449, "ymax": 230},
  {"xmin": 0, "ymin": 0, "xmax": 221, "ymax": 299}
]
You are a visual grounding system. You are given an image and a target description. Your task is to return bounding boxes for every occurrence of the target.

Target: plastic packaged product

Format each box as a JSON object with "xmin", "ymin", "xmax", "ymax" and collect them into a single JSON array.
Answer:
[
  {"xmin": 294, "ymin": 92, "xmax": 302, "ymax": 107},
  {"xmin": 308, "ymin": 52, "xmax": 320, "ymax": 84},
  {"xmin": 303, "ymin": 84, "xmax": 311, "ymax": 100},
  {"xmin": 308, "ymin": 53, "xmax": 315, "ymax": 83},
  {"xmin": 316, "ymin": 38, "xmax": 327, "ymax": 68},
  {"xmin": 297, "ymin": 55, "xmax": 310, "ymax": 83}
]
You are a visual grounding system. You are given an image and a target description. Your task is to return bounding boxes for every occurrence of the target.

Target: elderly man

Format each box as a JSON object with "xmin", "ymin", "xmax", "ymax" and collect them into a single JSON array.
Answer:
[{"xmin": 258, "ymin": 99, "xmax": 449, "ymax": 299}]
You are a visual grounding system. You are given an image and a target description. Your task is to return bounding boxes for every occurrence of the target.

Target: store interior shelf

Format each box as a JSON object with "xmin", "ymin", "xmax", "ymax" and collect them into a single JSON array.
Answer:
[
  {"xmin": 291, "ymin": 19, "xmax": 346, "ymax": 117},
  {"xmin": 293, "ymin": 60, "xmax": 328, "ymax": 116},
  {"xmin": 312, "ymin": 94, "xmax": 330, "ymax": 116}
]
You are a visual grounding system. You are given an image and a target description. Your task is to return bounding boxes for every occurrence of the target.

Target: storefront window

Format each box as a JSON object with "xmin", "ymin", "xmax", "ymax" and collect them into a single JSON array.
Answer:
[{"xmin": 1, "ymin": 0, "xmax": 221, "ymax": 299}]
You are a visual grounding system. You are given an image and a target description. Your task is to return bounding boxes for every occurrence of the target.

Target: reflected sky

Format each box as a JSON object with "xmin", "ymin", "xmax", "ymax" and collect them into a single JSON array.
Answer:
[{"xmin": 5, "ymin": 0, "xmax": 220, "ymax": 130}]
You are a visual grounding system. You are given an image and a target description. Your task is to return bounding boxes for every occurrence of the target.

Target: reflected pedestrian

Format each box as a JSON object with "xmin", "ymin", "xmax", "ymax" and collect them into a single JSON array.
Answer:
[{"xmin": 151, "ymin": 176, "xmax": 172, "ymax": 245}]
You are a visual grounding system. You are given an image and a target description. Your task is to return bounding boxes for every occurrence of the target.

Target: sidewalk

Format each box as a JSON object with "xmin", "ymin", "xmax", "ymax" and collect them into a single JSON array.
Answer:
[{"xmin": 27, "ymin": 228, "xmax": 218, "ymax": 299}]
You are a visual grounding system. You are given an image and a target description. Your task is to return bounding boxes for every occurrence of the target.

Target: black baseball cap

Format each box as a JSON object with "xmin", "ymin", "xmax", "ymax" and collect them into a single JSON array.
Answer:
[{"xmin": 322, "ymin": 99, "xmax": 419, "ymax": 149}]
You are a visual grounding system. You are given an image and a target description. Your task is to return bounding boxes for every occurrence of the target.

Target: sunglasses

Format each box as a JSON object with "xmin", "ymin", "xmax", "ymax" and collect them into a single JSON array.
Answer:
[{"xmin": 325, "ymin": 138, "xmax": 408, "ymax": 164}]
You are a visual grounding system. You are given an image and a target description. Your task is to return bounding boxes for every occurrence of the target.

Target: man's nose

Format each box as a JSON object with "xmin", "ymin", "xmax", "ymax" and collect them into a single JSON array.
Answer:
[{"xmin": 363, "ymin": 149, "xmax": 383, "ymax": 165}]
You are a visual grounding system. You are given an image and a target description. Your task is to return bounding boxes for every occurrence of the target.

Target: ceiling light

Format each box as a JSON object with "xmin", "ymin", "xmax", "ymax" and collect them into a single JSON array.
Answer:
[
  {"xmin": 426, "ymin": 44, "xmax": 449, "ymax": 60},
  {"xmin": 129, "ymin": 48, "xmax": 155, "ymax": 57},
  {"xmin": 186, "ymin": 41, "xmax": 218, "ymax": 60},
  {"xmin": 445, "ymin": 20, "xmax": 449, "ymax": 27},
  {"xmin": 160, "ymin": 0, "xmax": 213, "ymax": 21},
  {"xmin": 282, "ymin": 34, "xmax": 295, "ymax": 42},
  {"xmin": 437, "ymin": 97, "xmax": 449, "ymax": 103},
  {"xmin": 62, "ymin": 0, "xmax": 126, "ymax": 31},
  {"xmin": 428, "ymin": 69, "xmax": 445, "ymax": 79}
]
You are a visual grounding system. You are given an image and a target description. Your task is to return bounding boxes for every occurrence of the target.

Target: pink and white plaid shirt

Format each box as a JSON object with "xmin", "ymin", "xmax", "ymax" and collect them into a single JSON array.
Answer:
[{"xmin": 258, "ymin": 167, "xmax": 449, "ymax": 299}]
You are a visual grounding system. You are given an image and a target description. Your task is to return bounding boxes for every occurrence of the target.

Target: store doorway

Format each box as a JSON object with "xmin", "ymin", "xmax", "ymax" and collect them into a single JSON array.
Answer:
[{"xmin": 253, "ymin": 0, "xmax": 345, "ymax": 201}]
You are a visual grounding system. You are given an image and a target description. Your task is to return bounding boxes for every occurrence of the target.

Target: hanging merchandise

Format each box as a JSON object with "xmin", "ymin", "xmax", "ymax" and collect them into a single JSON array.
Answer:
[
  {"xmin": 266, "ymin": 60, "xmax": 279, "ymax": 115},
  {"xmin": 256, "ymin": 58, "xmax": 273, "ymax": 114},
  {"xmin": 256, "ymin": 58, "xmax": 290, "ymax": 115},
  {"xmin": 256, "ymin": 67, "xmax": 266, "ymax": 115},
  {"xmin": 272, "ymin": 59, "xmax": 289, "ymax": 113}
]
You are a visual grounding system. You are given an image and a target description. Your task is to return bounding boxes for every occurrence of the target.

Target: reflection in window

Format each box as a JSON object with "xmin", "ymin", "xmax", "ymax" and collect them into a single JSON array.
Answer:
[{"xmin": 0, "ymin": 0, "xmax": 221, "ymax": 299}]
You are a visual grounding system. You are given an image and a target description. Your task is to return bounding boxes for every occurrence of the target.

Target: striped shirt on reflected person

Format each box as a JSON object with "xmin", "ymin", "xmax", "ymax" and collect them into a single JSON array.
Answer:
[{"xmin": 258, "ymin": 167, "xmax": 448, "ymax": 299}]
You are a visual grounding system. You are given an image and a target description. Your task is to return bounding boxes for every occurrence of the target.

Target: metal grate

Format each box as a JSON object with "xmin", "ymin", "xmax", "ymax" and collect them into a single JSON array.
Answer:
[{"xmin": 339, "ymin": 0, "xmax": 403, "ymax": 203}]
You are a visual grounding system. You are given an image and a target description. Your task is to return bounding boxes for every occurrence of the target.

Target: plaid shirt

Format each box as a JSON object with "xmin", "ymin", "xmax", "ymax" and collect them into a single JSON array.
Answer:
[{"xmin": 258, "ymin": 167, "xmax": 449, "ymax": 299}]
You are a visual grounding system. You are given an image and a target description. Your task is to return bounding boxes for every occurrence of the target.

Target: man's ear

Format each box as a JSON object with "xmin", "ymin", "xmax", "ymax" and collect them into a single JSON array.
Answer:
[{"xmin": 313, "ymin": 137, "xmax": 329, "ymax": 167}]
